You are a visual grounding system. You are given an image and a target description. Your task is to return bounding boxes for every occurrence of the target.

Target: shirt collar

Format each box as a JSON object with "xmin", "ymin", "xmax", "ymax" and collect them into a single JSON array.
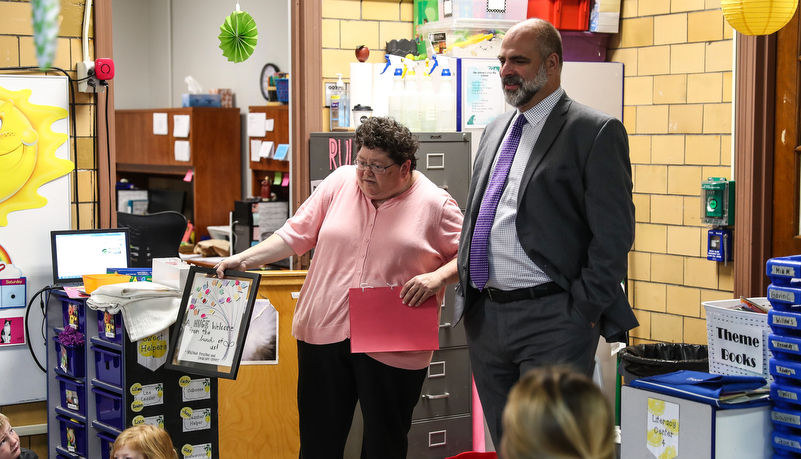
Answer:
[{"xmin": 518, "ymin": 86, "xmax": 564, "ymax": 127}]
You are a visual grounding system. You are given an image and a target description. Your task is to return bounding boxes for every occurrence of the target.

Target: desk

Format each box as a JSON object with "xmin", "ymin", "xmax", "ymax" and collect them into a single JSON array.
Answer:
[{"xmin": 218, "ymin": 271, "xmax": 306, "ymax": 459}]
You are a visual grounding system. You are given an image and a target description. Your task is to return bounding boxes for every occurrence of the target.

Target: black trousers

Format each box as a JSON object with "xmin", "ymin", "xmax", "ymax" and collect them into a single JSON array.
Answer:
[{"xmin": 297, "ymin": 339, "xmax": 427, "ymax": 459}]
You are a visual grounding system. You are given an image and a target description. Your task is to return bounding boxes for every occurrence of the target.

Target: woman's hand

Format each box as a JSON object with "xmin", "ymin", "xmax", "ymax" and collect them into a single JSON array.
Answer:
[
  {"xmin": 215, "ymin": 256, "xmax": 248, "ymax": 278},
  {"xmin": 400, "ymin": 272, "xmax": 443, "ymax": 307}
]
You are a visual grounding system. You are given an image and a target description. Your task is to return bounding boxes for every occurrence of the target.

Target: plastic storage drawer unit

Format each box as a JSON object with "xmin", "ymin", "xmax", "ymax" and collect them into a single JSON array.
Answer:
[
  {"xmin": 97, "ymin": 431, "xmax": 118, "ymax": 459},
  {"xmin": 92, "ymin": 387, "xmax": 124, "ymax": 430},
  {"xmin": 56, "ymin": 374, "xmax": 86, "ymax": 416},
  {"xmin": 93, "ymin": 345, "xmax": 123, "ymax": 388},
  {"xmin": 770, "ymin": 309, "xmax": 801, "ymax": 337},
  {"xmin": 767, "ymin": 255, "xmax": 801, "ymax": 285},
  {"xmin": 61, "ymin": 298, "xmax": 85, "ymax": 332},
  {"xmin": 57, "ymin": 415, "xmax": 88, "ymax": 457},
  {"xmin": 771, "ymin": 381, "xmax": 801, "ymax": 408}
]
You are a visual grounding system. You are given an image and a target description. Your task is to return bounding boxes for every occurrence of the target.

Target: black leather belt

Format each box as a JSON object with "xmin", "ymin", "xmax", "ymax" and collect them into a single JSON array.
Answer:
[{"xmin": 482, "ymin": 282, "xmax": 564, "ymax": 303}]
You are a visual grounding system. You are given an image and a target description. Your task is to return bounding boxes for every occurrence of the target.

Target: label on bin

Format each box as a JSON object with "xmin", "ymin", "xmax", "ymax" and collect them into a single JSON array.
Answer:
[
  {"xmin": 774, "ymin": 315, "xmax": 798, "ymax": 327},
  {"xmin": 773, "ymin": 411, "xmax": 801, "ymax": 425},
  {"xmin": 772, "ymin": 265, "xmax": 796, "ymax": 277},
  {"xmin": 713, "ymin": 322, "xmax": 763, "ymax": 372},
  {"xmin": 773, "ymin": 340, "xmax": 799, "ymax": 351},
  {"xmin": 775, "ymin": 436, "xmax": 801, "ymax": 449},
  {"xmin": 771, "ymin": 289, "xmax": 796, "ymax": 303},
  {"xmin": 778, "ymin": 390, "xmax": 798, "ymax": 400},
  {"xmin": 776, "ymin": 365, "xmax": 796, "ymax": 376}
]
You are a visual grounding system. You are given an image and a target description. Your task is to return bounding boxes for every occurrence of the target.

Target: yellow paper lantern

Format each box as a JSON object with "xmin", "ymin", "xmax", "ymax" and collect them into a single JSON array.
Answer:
[{"xmin": 721, "ymin": 0, "xmax": 798, "ymax": 36}]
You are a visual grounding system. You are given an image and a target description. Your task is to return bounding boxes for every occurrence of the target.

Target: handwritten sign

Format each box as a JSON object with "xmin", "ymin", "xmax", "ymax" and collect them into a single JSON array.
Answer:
[{"xmin": 177, "ymin": 277, "xmax": 251, "ymax": 367}]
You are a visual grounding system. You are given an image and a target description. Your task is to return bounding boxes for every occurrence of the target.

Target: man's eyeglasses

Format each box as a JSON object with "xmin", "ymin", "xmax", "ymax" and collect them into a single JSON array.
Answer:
[{"xmin": 354, "ymin": 159, "xmax": 398, "ymax": 175}]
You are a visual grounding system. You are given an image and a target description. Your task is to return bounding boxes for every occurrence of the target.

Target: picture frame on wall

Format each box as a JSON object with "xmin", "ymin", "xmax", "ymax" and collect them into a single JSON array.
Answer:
[{"xmin": 166, "ymin": 266, "xmax": 261, "ymax": 379}]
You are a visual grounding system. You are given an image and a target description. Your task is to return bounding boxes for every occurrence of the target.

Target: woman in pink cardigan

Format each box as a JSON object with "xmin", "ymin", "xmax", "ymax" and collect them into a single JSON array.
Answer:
[{"xmin": 216, "ymin": 116, "xmax": 463, "ymax": 459}]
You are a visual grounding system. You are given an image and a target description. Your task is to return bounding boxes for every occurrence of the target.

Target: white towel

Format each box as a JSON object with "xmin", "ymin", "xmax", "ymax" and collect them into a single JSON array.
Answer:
[{"xmin": 87, "ymin": 282, "xmax": 183, "ymax": 341}]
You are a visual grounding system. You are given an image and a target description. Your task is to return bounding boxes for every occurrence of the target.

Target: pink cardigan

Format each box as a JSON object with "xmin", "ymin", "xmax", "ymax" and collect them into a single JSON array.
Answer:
[{"xmin": 276, "ymin": 166, "xmax": 463, "ymax": 369}]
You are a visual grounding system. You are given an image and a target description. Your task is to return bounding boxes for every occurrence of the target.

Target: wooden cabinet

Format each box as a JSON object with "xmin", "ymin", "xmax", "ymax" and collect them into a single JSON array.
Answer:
[
  {"xmin": 115, "ymin": 108, "xmax": 241, "ymax": 239},
  {"xmin": 218, "ymin": 271, "xmax": 306, "ymax": 459},
  {"xmin": 248, "ymin": 105, "xmax": 290, "ymax": 198}
]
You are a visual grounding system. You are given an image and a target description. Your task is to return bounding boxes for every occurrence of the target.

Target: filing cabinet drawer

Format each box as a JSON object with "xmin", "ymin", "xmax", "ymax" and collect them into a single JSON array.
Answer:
[
  {"xmin": 439, "ymin": 286, "xmax": 467, "ymax": 348},
  {"xmin": 408, "ymin": 414, "xmax": 472, "ymax": 458},
  {"xmin": 413, "ymin": 348, "xmax": 471, "ymax": 421},
  {"xmin": 417, "ymin": 134, "xmax": 472, "ymax": 206}
]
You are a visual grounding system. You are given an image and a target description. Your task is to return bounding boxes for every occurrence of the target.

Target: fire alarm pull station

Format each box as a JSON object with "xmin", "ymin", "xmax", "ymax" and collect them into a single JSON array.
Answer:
[{"xmin": 702, "ymin": 177, "xmax": 734, "ymax": 263}]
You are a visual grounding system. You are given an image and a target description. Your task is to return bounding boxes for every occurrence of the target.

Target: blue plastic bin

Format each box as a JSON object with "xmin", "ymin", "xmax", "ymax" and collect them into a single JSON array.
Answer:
[
  {"xmin": 57, "ymin": 415, "xmax": 87, "ymax": 457},
  {"xmin": 54, "ymin": 336, "xmax": 85, "ymax": 378},
  {"xmin": 97, "ymin": 431, "xmax": 118, "ymax": 459},
  {"xmin": 93, "ymin": 345, "xmax": 123, "ymax": 388},
  {"xmin": 96, "ymin": 310, "xmax": 124, "ymax": 345},
  {"xmin": 771, "ymin": 309, "xmax": 801, "ymax": 337},
  {"xmin": 92, "ymin": 387, "xmax": 124, "ymax": 430},
  {"xmin": 768, "ymin": 255, "xmax": 801, "ymax": 286},
  {"xmin": 56, "ymin": 374, "xmax": 86, "ymax": 416},
  {"xmin": 61, "ymin": 298, "xmax": 85, "ymax": 333}
]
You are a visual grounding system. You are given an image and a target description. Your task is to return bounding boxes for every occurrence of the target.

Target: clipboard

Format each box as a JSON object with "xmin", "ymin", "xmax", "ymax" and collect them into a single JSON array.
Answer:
[{"xmin": 348, "ymin": 286, "xmax": 439, "ymax": 353}]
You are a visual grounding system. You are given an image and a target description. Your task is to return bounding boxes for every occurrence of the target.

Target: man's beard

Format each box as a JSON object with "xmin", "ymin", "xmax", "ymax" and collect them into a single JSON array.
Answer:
[{"xmin": 502, "ymin": 63, "xmax": 548, "ymax": 108}]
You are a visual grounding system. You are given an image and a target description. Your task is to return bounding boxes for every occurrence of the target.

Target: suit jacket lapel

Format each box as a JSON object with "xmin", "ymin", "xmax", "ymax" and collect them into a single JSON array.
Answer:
[{"xmin": 518, "ymin": 94, "xmax": 571, "ymax": 204}]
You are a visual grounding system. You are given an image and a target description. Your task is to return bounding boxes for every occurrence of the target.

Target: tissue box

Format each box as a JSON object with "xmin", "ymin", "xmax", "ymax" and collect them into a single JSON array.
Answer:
[
  {"xmin": 181, "ymin": 94, "xmax": 221, "ymax": 108},
  {"xmin": 152, "ymin": 258, "xmax": 190, "ymax": 290},
  {"xmin": 209, "ymin": 88, "xmax": 234, "ymax": 108}
]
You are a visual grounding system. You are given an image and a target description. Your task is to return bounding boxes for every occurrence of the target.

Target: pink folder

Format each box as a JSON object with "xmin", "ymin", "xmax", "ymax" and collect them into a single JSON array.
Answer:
[{"xmin": 348, "ymin": 286, "xmax": 440, "ymax": 353}]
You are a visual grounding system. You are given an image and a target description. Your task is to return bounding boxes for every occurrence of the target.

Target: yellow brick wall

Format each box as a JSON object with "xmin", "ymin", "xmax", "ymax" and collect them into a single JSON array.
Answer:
[
  {"xmin": 1, "ymin": 0, "xmax": 97, "ymax": 456},
  {"xmin": 321, "ymin": 0, "xmax": 414, "ymax": 130},
  {"xmin": 609, "ymin": 0, "xmax": 735, "ymax": 346},
  {"xmin": 0, "ymin": 0, "xmax": 97, "ymax": 231}
]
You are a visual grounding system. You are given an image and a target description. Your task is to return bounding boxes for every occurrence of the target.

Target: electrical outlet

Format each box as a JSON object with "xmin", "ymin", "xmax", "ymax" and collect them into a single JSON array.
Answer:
[{"xmin": 77, "ymin": 61, "xmax": 103, "ymax": 93}]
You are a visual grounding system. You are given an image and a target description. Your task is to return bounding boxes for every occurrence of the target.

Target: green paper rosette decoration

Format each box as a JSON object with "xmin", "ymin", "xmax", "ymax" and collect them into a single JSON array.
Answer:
[
  {"xmin": 31, "ymin": 0, "xmax": 61, "ymax": 70},
  {"xmin": 218, "ymin": 5, "xmax": 258, "ymax": 63}
]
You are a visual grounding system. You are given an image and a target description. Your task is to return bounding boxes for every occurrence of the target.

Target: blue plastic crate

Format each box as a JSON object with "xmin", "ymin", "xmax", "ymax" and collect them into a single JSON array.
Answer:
[
  {"xmin": 772, "ymin": 381, "xmax": 801, "ymax": 408},
  {"xmin": 775, "ymin": 430, "xmax": 801, "ymax": 456},
  {"xmin": 771, "ymin": 284, "xmax": 801, "ymax": 310},
  {"xmin": 56, "ymin": 374, "xmax": 86, "ymax": 416},
  {"xmin": 61, "ymin": 298, "xmax": 85, "ymax": 333},
  {"xmin": 96, "ymin": 310, "xmax": 123, "ymax": 345},
  {"xmin": 769, "ymin": 256, "xmax": 801, "ymax": 286},
  {"xmin": 57, "ymin": 415, "xmax": 87, "ymax": 457},
  {"xmin": 770, "ymin": 333, "xmax": 801, "ymax": 361},
  {"xmin": 771, "ymin": 309, "xmax": 801, "ymax": 337},
  {"xmin": 275, "ymin": 78, "xmax": 289, "ymax": 103},
  {"xmin": 97, "ymin": 431, "xmax": 118, "ymax": 459},
  {"xmin": 54, "ymin": 336, "xmax": 85, "ymax": 378},
  {"xmin": 773, "ymin": 406, "xmax": 801, "ymax": 434},
  {"xmin": 93, "ymin": 345, "xmax": 122, "ymax": 388},
  {"xmin": 92, "ymin": 387, "xmax": 124, "ymax": 430},
  {"xmin": 771, "ymin": 358, "xmax": 801, "ymax": 385}
]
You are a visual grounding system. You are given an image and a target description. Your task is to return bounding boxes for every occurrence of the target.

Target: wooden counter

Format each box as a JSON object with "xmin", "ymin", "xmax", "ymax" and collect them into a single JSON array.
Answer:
[{"xmin": 219, "ymin": 270, "xmax": 306, "ymax": 459}]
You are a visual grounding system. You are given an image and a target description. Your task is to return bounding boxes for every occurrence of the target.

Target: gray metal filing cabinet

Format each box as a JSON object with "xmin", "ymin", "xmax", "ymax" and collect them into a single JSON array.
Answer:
[{"xmin": 309, "ymin": 131, "xmax": 475, "ymax": 457}]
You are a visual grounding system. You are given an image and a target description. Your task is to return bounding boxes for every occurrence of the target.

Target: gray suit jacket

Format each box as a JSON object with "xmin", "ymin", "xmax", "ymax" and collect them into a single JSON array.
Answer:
[{"xmin": 455, "ymin": 92, "xmax": 638, "ymax": 341}]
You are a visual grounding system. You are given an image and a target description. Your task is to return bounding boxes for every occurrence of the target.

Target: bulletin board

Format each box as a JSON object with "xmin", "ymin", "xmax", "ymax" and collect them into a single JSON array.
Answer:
[{"xmin": 0, "ymin": 74, "xmax": 73, "ymax": 404}]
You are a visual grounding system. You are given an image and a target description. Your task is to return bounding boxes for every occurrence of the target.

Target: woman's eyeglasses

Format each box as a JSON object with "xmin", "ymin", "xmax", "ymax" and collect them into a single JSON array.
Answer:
[{"xmin": 354, "ymin": 159, "xmax": 398, "ymax": 175}]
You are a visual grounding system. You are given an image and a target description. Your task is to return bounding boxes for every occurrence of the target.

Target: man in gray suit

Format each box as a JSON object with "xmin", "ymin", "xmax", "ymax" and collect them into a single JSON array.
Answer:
[{"xmin": 455, "ymin": 18, "xmax": 638, "ymax": 446}]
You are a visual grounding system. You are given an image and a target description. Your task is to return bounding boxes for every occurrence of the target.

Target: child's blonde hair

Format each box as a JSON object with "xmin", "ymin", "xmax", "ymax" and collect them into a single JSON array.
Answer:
[
  {"xmin": 0, "ymin": 413, "xmax": 9, "ymax": 431},
  {"xmin": 501, "ymin": 366, "xmax": 615, "ymax": 459},
  {"xmin": 111, "ymin": 425, "xmax": 178, "ymax": 459}
]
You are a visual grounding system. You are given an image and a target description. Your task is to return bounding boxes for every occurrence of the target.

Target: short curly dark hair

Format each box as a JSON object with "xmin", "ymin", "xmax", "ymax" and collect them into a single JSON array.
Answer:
[{"xmin": 354, "ymin": 116, "xmax": 419, "ymax": 171}]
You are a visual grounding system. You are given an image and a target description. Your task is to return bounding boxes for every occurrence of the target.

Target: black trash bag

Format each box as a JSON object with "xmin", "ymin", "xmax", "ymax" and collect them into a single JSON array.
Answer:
[{"xmin": 618, "ymin": 343, "xmax": 708, "ymax": 381}]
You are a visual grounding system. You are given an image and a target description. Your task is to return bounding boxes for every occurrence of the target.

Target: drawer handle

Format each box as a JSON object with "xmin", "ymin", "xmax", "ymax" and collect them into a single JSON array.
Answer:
[
  {"xmin": 429, "ymin": 429, "xmax": 447, "ymax": 447},
  {"xmin": 422, "ymin": 392, "xmax": 450, "ymax": 400},
  {"xmin": 439, "ymin": 322, "xmax": 451, "ymax": 328}
]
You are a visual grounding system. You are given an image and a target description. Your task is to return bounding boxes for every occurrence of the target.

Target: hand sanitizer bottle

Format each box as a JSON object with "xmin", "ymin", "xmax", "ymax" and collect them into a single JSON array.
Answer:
[{"xmin": 436, "ymin": 68, "xmax": 456, "ymax": 132}]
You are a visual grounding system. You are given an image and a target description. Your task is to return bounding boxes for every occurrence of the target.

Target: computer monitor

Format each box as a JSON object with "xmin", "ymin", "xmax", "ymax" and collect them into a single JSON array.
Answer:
[
  {"xmin": 50, "ymin": 228, "xmax": 131, "ymax": 285},
  {"xmin": 147, "ymin": 188, "xmax": 186, "ymax": 214}
]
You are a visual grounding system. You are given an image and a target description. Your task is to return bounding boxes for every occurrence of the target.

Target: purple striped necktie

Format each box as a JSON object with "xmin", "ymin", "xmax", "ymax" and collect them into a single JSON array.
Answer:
[{"xmin": 469, "ymin": 114, "xmax": 527, "ymax": 291}]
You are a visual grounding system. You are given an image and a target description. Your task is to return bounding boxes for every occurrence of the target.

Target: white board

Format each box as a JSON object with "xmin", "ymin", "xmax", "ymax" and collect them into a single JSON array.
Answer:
[{"xmin": 0, "ymin": 74, "xmax": 72, "ymax": 404}]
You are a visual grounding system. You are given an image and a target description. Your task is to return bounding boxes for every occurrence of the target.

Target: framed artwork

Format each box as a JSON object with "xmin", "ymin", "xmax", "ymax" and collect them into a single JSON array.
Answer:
[{"xmin": 166, "ymin": 266, "xmax": 261, "ymax": 379}]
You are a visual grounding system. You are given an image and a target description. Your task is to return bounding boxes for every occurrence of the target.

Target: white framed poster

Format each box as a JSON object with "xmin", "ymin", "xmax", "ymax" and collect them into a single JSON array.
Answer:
[{"xmin": 0, "ymin": 74, "xmax": 72, "ymax": 404}]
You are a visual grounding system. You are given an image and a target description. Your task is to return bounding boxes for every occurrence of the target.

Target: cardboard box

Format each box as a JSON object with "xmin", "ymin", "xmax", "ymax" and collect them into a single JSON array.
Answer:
[
  {"xmin": 152, "ymin": 258, "xmax": 190, "ymax": 290},
  {"xmin": 181, "ymin": 94, "xmax": 221, "ymax": 108}
]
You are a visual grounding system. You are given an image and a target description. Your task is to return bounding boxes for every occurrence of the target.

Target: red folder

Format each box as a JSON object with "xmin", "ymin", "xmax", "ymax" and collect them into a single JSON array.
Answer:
[{"xmin": 348, "ymin": 286, "xmax": 440, "ymax": 353}]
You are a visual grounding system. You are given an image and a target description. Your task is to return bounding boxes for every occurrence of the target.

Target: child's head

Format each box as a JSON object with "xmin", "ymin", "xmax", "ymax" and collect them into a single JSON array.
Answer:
[
  {"xmin": 501, "ymin": 366, "xmax": 615, "ymax": 459},
  {"xmin": 112, "ymin": 425, "xmax": 178, "ymax": 459},
  {"xmin": 0, "ymin": 413, "xmax": 21, "ymax": 459}
]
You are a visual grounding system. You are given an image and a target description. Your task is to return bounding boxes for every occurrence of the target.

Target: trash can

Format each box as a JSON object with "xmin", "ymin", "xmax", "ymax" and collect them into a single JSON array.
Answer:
[{"xmin": 618, "ymin": 343, "xmax": 708, "ymax": 383}]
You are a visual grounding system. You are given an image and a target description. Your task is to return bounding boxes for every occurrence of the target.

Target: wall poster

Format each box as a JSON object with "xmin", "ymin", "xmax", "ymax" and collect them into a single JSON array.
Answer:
[{"xmin": 166, "ymin": 266, "xmax": 261, "ymax": 379}]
